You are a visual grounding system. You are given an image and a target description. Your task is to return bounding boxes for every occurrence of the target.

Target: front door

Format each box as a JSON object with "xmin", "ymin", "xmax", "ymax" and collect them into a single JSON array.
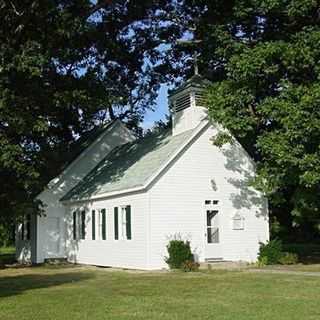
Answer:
[
  {"xmin": 44, "ymin": 217, "xmax": 60, "ymax": 257},
  {"xmin": 204, "ymin": 209, "xmax": 222, "ymax": 260}
]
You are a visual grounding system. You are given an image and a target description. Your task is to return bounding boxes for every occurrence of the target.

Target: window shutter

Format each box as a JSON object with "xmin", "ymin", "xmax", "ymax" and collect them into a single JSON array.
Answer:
[
  {"xmin": 81, "ymin": 211, "xmax": 86, "ymax": 239},
  {"xmin": 73, "ymin": 211, "xmax": 77, "ymax": 240},
  {"xmin": 126, "ymin": 205, "xmax": 131, "ymax": 240},
  {"xmin": 92, "ymin": 210, "xmax": 96, "ymax": 240},
  {"xmin": 114, "ymin": 207, "xmax": 119, "ymax": 240},
  {"xmin": 26, "ymin": 215, "xmax": 31, "ymax": 240},
  {"xmin": 101, "ymin": 209, "xmax": 106, "ymax": 240}
]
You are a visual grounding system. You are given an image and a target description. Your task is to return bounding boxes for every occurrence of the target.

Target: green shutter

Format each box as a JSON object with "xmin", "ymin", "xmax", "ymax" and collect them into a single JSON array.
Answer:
[
  {"xmin": 101, "ymin": 209, "xmax": 106, "ymax": 240},
  {"xmin": 92, "ymin": 210, "xmax": 96, "ymax": 240},
  {"xmin": 73, "ymin": 211, "xmax": 77, "ymax": 240},
  {"xmin": 26, "ymin": 215, "xmax": 31, "ymax": 240},
  {"xmin": 114, "ymin": 207, "xmax": 118, "ymax": 240},
  {"xmin": 81, "ymin": 211, "xmax": 86, "ymax": 239},
  {"xmin": 126, "ymin": 205, "xmax": 131, "ymax": 240}
]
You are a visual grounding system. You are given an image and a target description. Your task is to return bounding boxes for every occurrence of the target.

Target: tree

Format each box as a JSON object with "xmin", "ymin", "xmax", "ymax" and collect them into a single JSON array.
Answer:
[
  {"xmin": 0, "ymin": 0, "xmax": 183, "ymax": 223},
  {"xmin": 174, "ymin": 0, "xmax": 320, "ymax": 240}
]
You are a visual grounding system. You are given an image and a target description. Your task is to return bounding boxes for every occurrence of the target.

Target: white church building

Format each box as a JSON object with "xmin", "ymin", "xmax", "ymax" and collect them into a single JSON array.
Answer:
[{"xmin": 16, "ymin": 75, "xmax": 269, "ymax": 269}]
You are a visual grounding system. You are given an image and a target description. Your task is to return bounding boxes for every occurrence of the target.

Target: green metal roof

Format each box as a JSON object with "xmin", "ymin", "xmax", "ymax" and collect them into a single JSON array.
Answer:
[{"xmin": 61, "ymin": 128, "xmax": 196, "ymax": 202}]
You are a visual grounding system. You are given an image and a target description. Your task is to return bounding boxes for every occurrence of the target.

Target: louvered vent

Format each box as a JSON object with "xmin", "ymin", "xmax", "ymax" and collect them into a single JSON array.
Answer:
[
  {"xmin": 195, "ymin": 90, "xmax": 206, "ymax": 107},
  {"xmin": 174, "ymin": 93, "xmax": 191, "ymax": 112}
]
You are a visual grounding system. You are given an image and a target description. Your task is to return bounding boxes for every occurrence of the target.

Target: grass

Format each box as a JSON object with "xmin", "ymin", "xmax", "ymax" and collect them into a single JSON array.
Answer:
[
  {"xmin": 0, "ymin": 247, "xmax": 15, "ymax": 266},
  {"xmin": 0, "ymin": 265, "xmax": 319, "ymax": 320}
]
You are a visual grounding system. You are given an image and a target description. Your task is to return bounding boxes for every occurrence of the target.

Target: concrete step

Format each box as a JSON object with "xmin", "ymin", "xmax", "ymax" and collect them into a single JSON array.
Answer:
[
  {"xmin": 44, "ymin": 258, "xmax": 68, "ymax": 265},
  {"xmin": 200, "ymin": 261, "xmax": 249, "ymax": 270}
]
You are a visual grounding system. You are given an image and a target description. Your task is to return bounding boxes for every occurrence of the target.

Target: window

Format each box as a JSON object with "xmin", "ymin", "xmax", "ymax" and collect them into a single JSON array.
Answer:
[
  {"xmin": 206, "ymin": 210, "xmax": 219, "ymax": 243},
  {"xmin": 20, "ymin": 221, "xmax": 25, "ymax": 241},
  {"xmin": 121, "ymin": 206, "xmax": 131, "ymax": 240},
  {"xmin": 19, "ymin": 215, "xmax": 31, "ymax": 241},
  {"xmin": 115, "ymin": 206, "xmax": 131, "ymax": 240},
  {"xmin": 80, "ymin": 210, "xmax": 86, "ymax": 240},
  {"xmin": 114, "ymin": 207, "xmax": 119, "ymax": 240},
  {"xmin": 101, "ymin": 209, "xmax": 106, "ymax": 240},
  {"xmin": 73, "ymin": 211, "xmax": 77, "ymax": 240},
  {"xmin": 232, "ymin": 213, "xmax": 244, "ymax": 230},
  {"xmin": 92, "ymin": 210, "xmax": 96, "ymax": 240}
]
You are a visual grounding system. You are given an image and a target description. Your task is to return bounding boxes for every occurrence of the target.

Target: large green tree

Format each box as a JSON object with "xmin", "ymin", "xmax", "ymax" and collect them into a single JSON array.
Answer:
[
  {"xmin": 0, "ymin": 0, "xmax": 183, "ymax": 223},
  {"xmin": 175, "ymin": 0, "xmax": 320, "ymax": 240}
]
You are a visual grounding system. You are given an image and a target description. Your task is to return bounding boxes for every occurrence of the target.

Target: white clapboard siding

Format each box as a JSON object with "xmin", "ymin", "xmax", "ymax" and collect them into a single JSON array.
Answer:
[
  {"xmin": 16, "ymin": 121, "xmax": 134, "ymax": 264},
  {"xmin": 65, "ymin": 192, "xmax": 149, "ymax": 269},
  {"xmin": 147, "ymin": 125, "xmax": 269, "ymax": 269}
]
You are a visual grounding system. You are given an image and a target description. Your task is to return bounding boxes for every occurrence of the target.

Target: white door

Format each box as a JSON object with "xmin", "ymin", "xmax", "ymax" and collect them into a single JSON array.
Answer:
[
  {"xmin": 44, "ymin": 217, "xmax": 60, "ymax": 257},
  {"xmin": 204, "ymin": 209, "xmax": 223, "ymax": 260}
]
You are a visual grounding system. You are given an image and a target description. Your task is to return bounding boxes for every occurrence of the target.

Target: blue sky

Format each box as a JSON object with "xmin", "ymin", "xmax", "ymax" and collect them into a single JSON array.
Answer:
[{"xmin": 142, "ymin": 84, "xmax": 170, "ymax": 130}]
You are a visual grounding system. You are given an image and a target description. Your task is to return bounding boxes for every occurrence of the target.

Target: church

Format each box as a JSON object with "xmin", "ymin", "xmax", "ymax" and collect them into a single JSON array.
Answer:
[{"xmin": 16, "ymin": 74, "xmax": 269, "ymax": 269}]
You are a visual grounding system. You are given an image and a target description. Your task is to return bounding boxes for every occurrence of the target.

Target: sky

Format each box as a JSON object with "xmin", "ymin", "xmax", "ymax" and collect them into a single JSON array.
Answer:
[{"xmin": 142, "ymin": 84, "xmax": 170, "ymax": 130}]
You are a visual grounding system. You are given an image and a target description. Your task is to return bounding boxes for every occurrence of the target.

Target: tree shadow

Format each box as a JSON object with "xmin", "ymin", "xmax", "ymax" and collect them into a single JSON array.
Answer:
[
  {"xmin": 0, "ymin": 271, "xmax": 93, "ymax": 298},
  {"xmin": 222, "ymin": 142, "xmax": 268, "ymax": 219},
  {"xmin": 62, "ymin": 128, "xmax": 191, "ymax": 201}
]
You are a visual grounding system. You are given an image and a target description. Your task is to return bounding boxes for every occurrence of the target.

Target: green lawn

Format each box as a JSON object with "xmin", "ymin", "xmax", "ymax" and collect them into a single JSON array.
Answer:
[
  {"xmin": 0, "ymin": 247, "xmax": 15, "ymax": 266},
  {"xmin": 0, "ymin": 266, "xmax": 319, "ymax": 320}
]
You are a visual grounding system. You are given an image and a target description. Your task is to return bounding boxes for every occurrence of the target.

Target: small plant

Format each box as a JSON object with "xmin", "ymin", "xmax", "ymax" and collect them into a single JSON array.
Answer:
[
  {"xmin": 256, "ymin": 256, "xmax": 268, "ymax": 267},
  {"xmin": 279, "ymin": 252, "xmax": 298, "ymax": 265},
  {"xmin": 258, "ymin": 239, "xmax": 283, "ymax": 265},
  {"xmin": 181, "ymin": 260, "xmax": 200, "ymax": 272},
  {"xmin": 165, "ymin": 239, "xmax": 193, "ymax": 269}
]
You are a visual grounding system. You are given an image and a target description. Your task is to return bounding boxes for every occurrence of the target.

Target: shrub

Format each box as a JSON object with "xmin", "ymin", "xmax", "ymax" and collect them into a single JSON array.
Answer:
[
  {"xmin": 165, "ymin": 239, "xmax": 193, "ymax": 269},
  {"xmin": 279, "ymin": 252, "xmax": 298, "ymax": 265},
  {"xmin": 181, "ymin": 260, "xmax": 200, "ymax": 272},
  {"xmin": 256, "ymin": 256, "xmax": 268, "ymax": 267},
  {"xmin": 258, "ymin": 239, "xmax": 283, "ymax": 265}
]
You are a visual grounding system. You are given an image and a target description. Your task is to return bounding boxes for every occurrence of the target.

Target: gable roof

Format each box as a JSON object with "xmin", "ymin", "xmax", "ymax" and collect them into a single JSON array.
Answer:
[
  {"xmin": 47, "ymin": 120, "xmax": 133, "ymax": 190},
  {"xmin": 61, "ymin": 122, "xmax": 208, "ymax": 202},
  {"xmin": 60, "ymin": 121, "xmax": 116, "ymax": 172}
]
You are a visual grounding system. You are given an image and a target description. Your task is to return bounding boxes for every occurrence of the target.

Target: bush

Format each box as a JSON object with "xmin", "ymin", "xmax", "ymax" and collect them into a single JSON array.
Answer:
[
  {"xmin": 258, "ymin": 239, "xmax": 283, "ymax": 265},
  {"xmin": 256, "ymin": 256, "xmax": 268, "ymax": 267},
  {"xmin": 181, "ymin": 260, "xmax": 200, "ymax": 272},
  {"xmin": 165, "ymin": 239, "xmax": 193, "ymax": 269},
  {"xmin": 279, "ymin": 252, "xmax": 298, "ymax": 265}
]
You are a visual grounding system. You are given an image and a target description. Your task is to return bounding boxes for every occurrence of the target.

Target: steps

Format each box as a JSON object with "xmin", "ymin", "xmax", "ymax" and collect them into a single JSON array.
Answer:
[
  {"xmin": 200, "ymin": 261, "xmax": 249, "ymax": 270},
  {"xmin": 44, "ymin": 258, "xmax": 68, "ymax": 265}
]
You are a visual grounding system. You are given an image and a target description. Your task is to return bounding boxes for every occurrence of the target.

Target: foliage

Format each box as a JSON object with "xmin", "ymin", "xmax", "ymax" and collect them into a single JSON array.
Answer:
[
  {"xmin": 0, "ymin": 1, "xmax": 184, "ymax": 223},
  {"xmin": 255, "ymin": 256, "xmax": 268, "ymax": 267},
  {"xmin": 283, "ymin": 243, "xmax": 320, "ymax": 263},
  {"xmin": 258, "ymin": 239, "xmax": 283, "ymax": 265},
  {"xmin": 0, "ymin": 223, "xmax": 15, "ymax": 248},
  {"xmin": 165, "ymin": 239, "xmax": 194, "ymax": 269},
  {"xmin": 173, "ymin": 0, "xmax": 320, "ymax": 239},
  {"xmin": 181, "ymin": 260, "xmax": 200, "ymax": 272},
  {"xmin": 279, "ymin": 252, "xmax": 299, "ymax": 265}
]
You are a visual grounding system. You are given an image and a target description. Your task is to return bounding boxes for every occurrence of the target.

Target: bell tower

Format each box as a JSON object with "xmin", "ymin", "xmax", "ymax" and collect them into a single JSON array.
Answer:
[{"xmin": 168, "ymin": 74, "xmax": 211, "ymax": 136}]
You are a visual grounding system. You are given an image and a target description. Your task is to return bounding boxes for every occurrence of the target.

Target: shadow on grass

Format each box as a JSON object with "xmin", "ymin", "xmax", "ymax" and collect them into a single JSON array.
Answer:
[
  {"xmin": 283, "ymin": 243, "xmax": 320, "ymax": 264},
  {"xmin": 0, "ymin": 253, "xmax": 16, "ymax": 266},
  {"xmin": 0, "ymin": 271, "xmax": 93, "ymax": 298}
]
